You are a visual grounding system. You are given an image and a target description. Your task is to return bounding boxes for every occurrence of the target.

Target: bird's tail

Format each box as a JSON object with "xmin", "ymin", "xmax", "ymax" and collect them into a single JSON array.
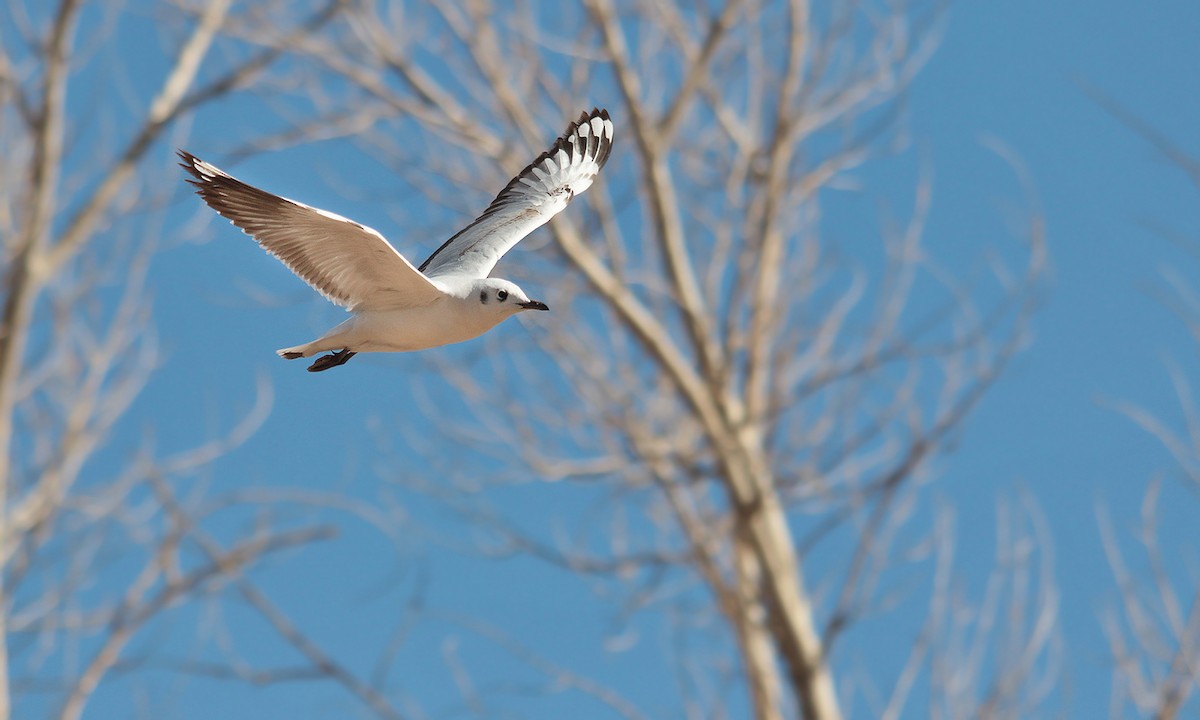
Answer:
[{"xmin": 277, "ymin": 344, "xmax": 309, "ymax": 359}]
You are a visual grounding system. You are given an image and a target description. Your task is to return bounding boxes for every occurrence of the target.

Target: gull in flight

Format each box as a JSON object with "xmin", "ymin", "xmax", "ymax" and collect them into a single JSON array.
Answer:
[{"xmin": 180, "ymin": 108, "xmax": 613, "ymax": 372}]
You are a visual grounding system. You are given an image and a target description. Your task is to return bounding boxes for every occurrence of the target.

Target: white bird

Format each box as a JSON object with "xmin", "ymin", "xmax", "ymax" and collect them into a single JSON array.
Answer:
[{"xmin": 180, "ymin": 108, "xmax": 614, "ymax": 372}]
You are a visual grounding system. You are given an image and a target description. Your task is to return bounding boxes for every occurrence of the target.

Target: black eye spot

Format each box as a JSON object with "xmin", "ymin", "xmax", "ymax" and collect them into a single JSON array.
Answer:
[
  {"xmin": 497, "ymin": 289, "xmax": 508, "ymax": 302},
  {"xmin": 479, "ymin": 290, "xmax": 488, "ymax": 304}
]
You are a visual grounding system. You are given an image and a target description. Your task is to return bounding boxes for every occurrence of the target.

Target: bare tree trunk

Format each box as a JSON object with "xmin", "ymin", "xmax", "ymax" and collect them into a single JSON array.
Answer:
[{"xmin": 733, "ymin": 529, "xmax": 785, "ymax": 720}]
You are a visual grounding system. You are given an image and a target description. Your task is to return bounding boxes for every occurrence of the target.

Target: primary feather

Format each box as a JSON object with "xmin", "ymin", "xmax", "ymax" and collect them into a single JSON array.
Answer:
[{"xmin": 418, "ymin": 108, "xmax": 615, "ymax": 280}]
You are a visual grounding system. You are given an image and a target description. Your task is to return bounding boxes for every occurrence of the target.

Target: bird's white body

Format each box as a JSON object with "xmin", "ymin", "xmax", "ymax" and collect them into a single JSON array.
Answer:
[
  {"xmin": 279, "ymin": 281, "xmax": 507, "ymax": 356},
  {"xmin": 180, "ymin": 108, "xmax": 614, "ymax": 371}
]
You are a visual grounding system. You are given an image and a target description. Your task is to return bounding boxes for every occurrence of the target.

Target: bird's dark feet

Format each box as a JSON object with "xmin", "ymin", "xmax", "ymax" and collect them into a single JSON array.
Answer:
[{"xmin": 307, "ymin": 348, "xmax": 357, "ymax": 372}]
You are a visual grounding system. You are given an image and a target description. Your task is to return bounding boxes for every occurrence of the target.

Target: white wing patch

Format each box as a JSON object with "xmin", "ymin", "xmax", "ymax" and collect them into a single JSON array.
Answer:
[{"xmin": 418, "ymin": 108, "xmax": 615, "ymax": 280}]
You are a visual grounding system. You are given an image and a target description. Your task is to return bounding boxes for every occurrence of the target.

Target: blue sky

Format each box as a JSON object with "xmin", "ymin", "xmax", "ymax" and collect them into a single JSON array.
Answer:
[
  {"xmin": 906, "ymin": 1, "xmax": 1200, "ymax": 714},
  {"xmin": 13, "ymin": 0, "xmax": 1200, "ymax": 717}
]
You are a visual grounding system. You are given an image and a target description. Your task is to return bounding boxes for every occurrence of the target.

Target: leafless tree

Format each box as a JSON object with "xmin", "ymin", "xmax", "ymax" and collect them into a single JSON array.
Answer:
[
  {"xmin": 211, "ymin": 0, "xmax": 1055, "ymax": 717},
  {"xmin": 0, "ymin": 0, "xmax": 1070, "ymax": 717},
  {"xmin": 0, "ymin": 1, "xmax": 400, "ymax": 718}
]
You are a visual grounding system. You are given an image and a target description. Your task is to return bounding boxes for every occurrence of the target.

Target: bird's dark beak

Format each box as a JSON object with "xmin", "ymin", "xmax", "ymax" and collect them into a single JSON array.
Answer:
[{"xmin": 519, "ymin": 300, "xmax": 550, "ymax": 311}]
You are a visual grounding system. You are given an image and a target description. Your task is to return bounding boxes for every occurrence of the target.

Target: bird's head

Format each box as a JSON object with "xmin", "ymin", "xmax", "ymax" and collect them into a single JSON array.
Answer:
[{"xmin": 472, "ymin": 278, "xmax": 549, "ymax": 317}]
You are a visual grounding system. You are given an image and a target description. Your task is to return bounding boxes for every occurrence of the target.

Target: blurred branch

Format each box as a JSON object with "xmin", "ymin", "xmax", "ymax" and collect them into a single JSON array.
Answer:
[
  {"xmin": 150, "ymin": 474, "xmax": 405, "ymax": 720},
  {"xmin": 1097, "ymin": 91, "xmax": 1200, "ymax": 719},
  {"xmin": 1080, "ymin": 82, "xmax": 1200, "ymax": 188},
  {"xmin": 57, "ymin": 521, "xmax": 332, "ymax": 720}
]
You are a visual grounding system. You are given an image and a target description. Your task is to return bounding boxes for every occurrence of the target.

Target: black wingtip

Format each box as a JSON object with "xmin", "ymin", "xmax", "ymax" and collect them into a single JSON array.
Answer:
[
  {"xmin": 563, "ymin": 107, "xmax": 614, "ymax": 170},
  {"xmin": 577, "ymin": 107, "xmax": 609, "ymax": 124},
  {"xmin": 177, "ymin": 149, "xmax": 206, "ymax": 187}
]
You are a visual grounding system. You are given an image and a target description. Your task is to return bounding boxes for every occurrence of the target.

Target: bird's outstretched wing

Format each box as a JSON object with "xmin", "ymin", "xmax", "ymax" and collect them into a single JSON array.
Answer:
[
  {"xmin": 179, "ymin": 150, "xmax": 442, "ymax": 311},
  {"xmin": 418, "ymin": 108, "xmax": 615, "ymax": 280}
]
